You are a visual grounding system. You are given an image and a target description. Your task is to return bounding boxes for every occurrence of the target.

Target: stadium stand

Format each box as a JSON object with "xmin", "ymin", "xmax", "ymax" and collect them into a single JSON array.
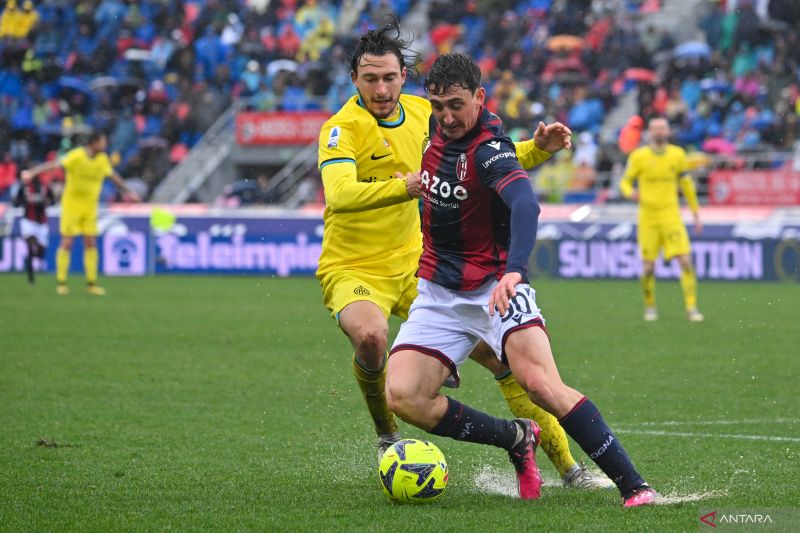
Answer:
[{"xmin": 0, "ymin": 0, "xmax": 798, "ymax": 206}]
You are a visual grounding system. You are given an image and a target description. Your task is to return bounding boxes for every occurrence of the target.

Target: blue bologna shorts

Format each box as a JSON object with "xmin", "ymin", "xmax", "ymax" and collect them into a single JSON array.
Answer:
[{"xmin": 390, "ymin": 278, "xmax": 546, "ymax": 387}]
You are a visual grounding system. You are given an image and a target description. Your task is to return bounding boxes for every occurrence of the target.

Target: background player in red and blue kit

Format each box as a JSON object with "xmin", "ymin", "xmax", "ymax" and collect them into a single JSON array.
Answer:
[
  {"xmin": 14, "ymin": 176, "xmax": 55, "ymax": 284},
  {"xmin": 386, "ymin": 53, "xmax": 657, "ymax": 506}
]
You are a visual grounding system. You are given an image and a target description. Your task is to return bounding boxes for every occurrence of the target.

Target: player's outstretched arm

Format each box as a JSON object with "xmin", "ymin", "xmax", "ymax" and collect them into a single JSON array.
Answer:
[
  {"xmin": 110, "ymin": 172, "xmax": 141, "ymax": 202},
  {"xmin": 20, "ymin": 160, "xmax": 61, "ymax": 183}
]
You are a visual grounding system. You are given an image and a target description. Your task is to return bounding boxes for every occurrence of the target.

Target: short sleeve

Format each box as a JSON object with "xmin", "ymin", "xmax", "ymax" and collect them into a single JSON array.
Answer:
[{"xmin": 59, "ymin": 149, "xmax": 81, "ymax": 172}]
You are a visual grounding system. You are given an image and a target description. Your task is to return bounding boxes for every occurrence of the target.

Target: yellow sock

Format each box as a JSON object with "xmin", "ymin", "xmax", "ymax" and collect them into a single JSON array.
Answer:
[
  {"xmin": 56, "ymin": 247, "xmax": 70, "ymax": 284},
  {"xmin": 84, "ymin": 247, "xmax": 98, "ymax": 285},
  {"xmin": 680, "ymin": 267, "xmax": 698, "ymax": 310},
  {"xmin": 641, "ymin": 273, "xmax": 656, "ymax": 308},
  {"xmin": 496, "ymin": 373, "xmax": 576, "ymax": 476},
  {"xmin": 353, "ymin": 353, "xmax": 398, "ymax": 437}
]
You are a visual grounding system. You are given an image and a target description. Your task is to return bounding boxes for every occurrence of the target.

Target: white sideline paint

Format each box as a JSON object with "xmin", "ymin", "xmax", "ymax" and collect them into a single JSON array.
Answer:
[
  {"xmin": 633, "ymin": 418, "xmax": 799, "ymax": 427},
  {"xmin": 617, "ymin": 428, "xmax": 800, "ymax": 443}
]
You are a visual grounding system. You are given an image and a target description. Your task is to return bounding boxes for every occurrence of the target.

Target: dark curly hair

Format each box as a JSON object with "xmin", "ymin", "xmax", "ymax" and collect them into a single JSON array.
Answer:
[
  {"xmin": 349, "ymin": 17, "xmax": 418, "ymax": 77},
  {"xmin": 424, "ymin": 52, "xmax": 482, "ymax": 96}
]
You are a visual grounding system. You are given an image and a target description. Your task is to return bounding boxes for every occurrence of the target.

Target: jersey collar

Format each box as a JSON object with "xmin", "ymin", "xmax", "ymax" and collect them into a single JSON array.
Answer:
[{"xmin": 357, "ymin": 96, "xmax": 406, "ymax": 128}]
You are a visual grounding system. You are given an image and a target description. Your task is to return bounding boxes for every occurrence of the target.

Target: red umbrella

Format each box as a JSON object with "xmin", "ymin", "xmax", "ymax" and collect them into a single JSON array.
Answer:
[
  {"xmin": 624, "ymin": 68, "xmax": 657, "ymax": 83},
  {"xmin": 702, "ymin": 137, "xmax": 737, "ymax": 155}
]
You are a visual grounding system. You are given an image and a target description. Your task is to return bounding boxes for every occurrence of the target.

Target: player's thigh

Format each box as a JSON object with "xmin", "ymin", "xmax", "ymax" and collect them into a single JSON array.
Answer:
[
  {"xmin": 391, "ymin": 280, "xmax": 478, "ymax": 388},
  {"xmin": 78, "ymin": 209, "xmax": 99, "ymax": 237},
  {"xmin": 637, "ymin": 220, "xmax": 662, "ymax": 262},
  {"xmin": 662, "ymin": 222, "xmax": 691, "ymax": 261},
  {"xmin": 504, "ymin": 325, "xmax": 563, "ymax": 386},
  {"xmin": 59, "ymin": 209, "xmax": 82, "ymax": 237},
  {"xmin": 28, "ymin": 222, "xmax": 49, "ymax": 247}
]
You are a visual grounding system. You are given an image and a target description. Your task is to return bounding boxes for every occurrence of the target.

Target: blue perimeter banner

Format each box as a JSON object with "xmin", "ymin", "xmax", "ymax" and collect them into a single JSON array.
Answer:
[{"xmin": 1, "ymin": 214, "xmax": 798, "ymax": 282}]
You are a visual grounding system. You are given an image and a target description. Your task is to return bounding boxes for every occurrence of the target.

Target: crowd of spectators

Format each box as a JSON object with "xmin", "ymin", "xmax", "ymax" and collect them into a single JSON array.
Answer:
[
  {"xmin": 1, "ymin": 0, "xmax": 798, "ymax": 206},
  {"xmin": 641, "ymin": 0, "xmax": 800, "ymax": 158}
]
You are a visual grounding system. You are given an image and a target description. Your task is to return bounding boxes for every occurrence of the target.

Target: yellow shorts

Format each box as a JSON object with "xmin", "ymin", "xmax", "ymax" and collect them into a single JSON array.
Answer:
[
  {"xmin": 319, "ymin": 269, "xmax": 419, "ymax": 321},
  {"xmin": 638, "ymin": 218, "xmax": 691, "ymax": 261},
  {"xmin": 60, "ymin": 207, "xmax": 98, "ymax": 237}
]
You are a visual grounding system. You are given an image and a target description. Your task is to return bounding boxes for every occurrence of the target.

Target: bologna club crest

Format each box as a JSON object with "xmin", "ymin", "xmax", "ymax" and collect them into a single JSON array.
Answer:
[{"xmin": 456, "ymin": 153, "xmax": 468, "ymax": 181}]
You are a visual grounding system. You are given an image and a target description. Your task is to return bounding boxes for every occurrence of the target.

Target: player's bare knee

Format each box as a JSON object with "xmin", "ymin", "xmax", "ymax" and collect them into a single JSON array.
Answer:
[
  {"xmin": 385, "ymin": 380, "xmax": 422, "ymax": 420},
  {"xmin": 353, "ymin": 328, "xmax": 388, "ymax": 368}
]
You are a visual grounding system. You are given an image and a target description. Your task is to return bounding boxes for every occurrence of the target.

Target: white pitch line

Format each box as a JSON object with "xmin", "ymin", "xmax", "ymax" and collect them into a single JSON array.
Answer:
[
  {"xmin": 632, "ymin": 418, "xmax": 799, "ymax": 427},
  {"xmin": 618, "ymin": 428, "xmax": 800, "ymax": 443}
]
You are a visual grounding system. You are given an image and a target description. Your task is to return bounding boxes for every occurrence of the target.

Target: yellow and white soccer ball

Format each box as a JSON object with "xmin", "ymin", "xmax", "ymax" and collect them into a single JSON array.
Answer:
[{"xmin": 379, "ymin": 439, "xmax": 449, "ymax": 503}]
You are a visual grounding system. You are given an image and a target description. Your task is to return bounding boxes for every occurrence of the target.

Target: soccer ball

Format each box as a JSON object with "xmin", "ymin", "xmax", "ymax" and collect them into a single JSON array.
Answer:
[{"xmin": 378, "ymin": 439, "xmax": 449, "ymax": 503}]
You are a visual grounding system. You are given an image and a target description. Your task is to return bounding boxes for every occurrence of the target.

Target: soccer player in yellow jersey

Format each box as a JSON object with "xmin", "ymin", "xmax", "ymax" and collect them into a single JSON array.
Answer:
[
  {"xmin": 22, "ymin": 133, "xmax": 140, "ymax": 295},
  {"xmin": 620, "ymin": 117, "xmax": 704, "ymax": 322},
  {"xmin": 317, "ymin": 21, "xmax": 607, "ymax": 488}
]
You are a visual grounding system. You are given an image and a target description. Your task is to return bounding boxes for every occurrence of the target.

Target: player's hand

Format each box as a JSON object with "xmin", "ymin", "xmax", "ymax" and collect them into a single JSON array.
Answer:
[
  {"xmin": 533, "ymin": 121, "xmax": 572, "ymax": 153},
  {"xmin": 124, "ymin": 190, "xmax": 141, "ymax": 203},
  {"xmin": 693, "ymin": 216, "xmax": 702, "ymax": 235},
  {"xmin": 488, "ymin": 271, "xmax": 523, "ymax": 317},
  {"xmin": 630, "ymin": 190, "xmax": 639, "ymax": 202},
  {"xmin": 395, "ymin": 171, "xmax": 421, "ymax": 199},
  {"xmin": 20, "ymin": 170, "xmax": 33, "ymax": 183}
]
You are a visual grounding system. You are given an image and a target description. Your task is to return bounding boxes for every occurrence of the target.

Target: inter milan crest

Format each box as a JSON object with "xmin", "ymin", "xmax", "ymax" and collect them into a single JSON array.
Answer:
[{"xmin": 456, "ymin": 153, "xmax": 468, "ymax": 181}]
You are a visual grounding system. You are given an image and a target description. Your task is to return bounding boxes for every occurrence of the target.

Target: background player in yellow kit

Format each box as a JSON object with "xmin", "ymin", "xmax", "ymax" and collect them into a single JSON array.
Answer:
[
  {"xmin": 22, "ymin": 132, "xmax": 140, "ymax": 295},
  {"xmin": 317, "ymin": 20, "xmax": 606, "ymax": 488},
  {"xmin": 620, "ymin": 117, "xmax": 703, "ymax": 322}
]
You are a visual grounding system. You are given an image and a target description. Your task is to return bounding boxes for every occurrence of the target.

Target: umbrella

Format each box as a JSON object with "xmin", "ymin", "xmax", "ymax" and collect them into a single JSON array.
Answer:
[
  {"xmin": 58, "ymin": 75, "xmax": 92, "ymax": 96},
  {"xmin": 624, "ymin": 68, "xmax": 657, "ymax": 83},
  {"xmin": 266, "ymin": 59, "xmax": 298, "ymax": 78},
  {"xmin": 546, "ymin": 34, "xmax": 584, "ymax": 52},
  {"xmin": 89, "ymin": 76, "xmax": 120, "ymax": 91},
  {"xmin": 700, "ymin": 78, "xmax": 730, "ymax": 92},
  {"xmin": 702, "ymin": 137, "xmax": 736, "ymax": 155},
  {"xmin": 138, "ymin": 136, "xmax": 169, "ymax": 150},
  {"xmin": 123, "ymin": 48, "xmax": 153, "ymax": 62},
  {"xmin": 673, "ymin": 41, "xmax": 711, "ymax": 59}
]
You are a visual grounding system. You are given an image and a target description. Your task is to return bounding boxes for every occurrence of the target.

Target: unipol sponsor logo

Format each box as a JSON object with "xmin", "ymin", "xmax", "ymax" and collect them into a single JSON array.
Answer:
[{"xmin": 157, "ymin": 232, "xmax": 321, "ymax": 275}]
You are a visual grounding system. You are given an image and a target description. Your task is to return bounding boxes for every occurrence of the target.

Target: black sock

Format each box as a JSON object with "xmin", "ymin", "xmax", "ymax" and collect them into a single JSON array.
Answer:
[
  {"xmin": 430, "ymin": 396, "xmax": 519, "ymax": 450},
  {"xmin": 559, "ymin": 398, "xmax": 645, "ymax": 496},
  {"xmin": 25, "ymin": 255, "xmax": 34, "ymax": 283}
]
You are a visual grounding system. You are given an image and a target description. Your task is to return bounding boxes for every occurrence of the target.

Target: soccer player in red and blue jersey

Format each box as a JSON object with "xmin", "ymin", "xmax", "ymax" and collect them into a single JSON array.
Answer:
[
  {"xmin": 14, "ymin": 175, "xmax": 55, "ymax": 284},
  {"xmin": 386, "ymin": 53, "xmax": 657, "ymax": 507}
]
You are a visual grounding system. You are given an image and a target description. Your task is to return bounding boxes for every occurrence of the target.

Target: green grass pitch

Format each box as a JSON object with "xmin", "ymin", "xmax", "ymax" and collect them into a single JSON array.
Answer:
[{"xmin": 1, "ymin": 275, "xmax": 798, "ymax": 531}]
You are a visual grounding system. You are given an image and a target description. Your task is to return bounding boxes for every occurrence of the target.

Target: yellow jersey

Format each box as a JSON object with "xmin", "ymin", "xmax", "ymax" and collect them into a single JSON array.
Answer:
[
  {"xmin": 620, "ymin": 144, "xmax": 698, "ymax": 221},
  {"xmin": 60, "ymin": 147, "xmax": 113, "ymax": 211},
  {"xmin": 316, "ymin": 94, "xmax": 552, "ymax": 279}
]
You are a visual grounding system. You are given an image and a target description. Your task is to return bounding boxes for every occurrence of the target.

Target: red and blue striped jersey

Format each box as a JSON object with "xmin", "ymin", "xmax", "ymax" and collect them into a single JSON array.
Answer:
[
  {"xmin": 14, "ymin": 179, "xmax": 54, "ymax": 224},
  {"xmin": 417, "ymin": 107, "xmax": 531, "ymax": 291}
]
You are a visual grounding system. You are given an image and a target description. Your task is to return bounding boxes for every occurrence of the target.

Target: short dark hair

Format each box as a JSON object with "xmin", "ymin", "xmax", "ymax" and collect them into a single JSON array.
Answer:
[
  {"xmin": 87, "ymin": 131, "xmax": 106, "ymax": 144},
  {"xmin": 349, "ymin": 17, "xmax": 418, "ymax": 76},
  {"xmin": 425, "ymin": 53, "xmax": 482, "ymax": 96}
]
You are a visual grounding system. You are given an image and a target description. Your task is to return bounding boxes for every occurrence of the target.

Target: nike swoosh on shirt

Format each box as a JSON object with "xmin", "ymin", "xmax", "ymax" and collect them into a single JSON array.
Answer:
[{"xmin": 370, "ymin": 153, "xmax": 391, "ymax": 160}]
